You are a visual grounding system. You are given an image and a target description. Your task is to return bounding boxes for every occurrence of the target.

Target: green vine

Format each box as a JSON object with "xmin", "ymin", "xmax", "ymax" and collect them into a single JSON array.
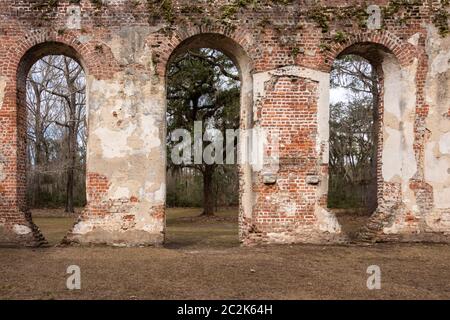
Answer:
[
  {"xmin": 291, "ymin": 47, "xmax": 300, "ymax": 59},
  {"xmin": 147, "ymin": 0, "xmax": 174, "ymax": 24},
  {"xmin": 220, "ymin": 0, "xmax": 255, "ymax": 20},
  {"xmin": 382, "ymin": 0, "xmax": 422, "ymax": 16},
  {"xmin": 306, "ymin": 5, "xmax": 330, "ymax": 33},
  {"xmin": 180, "ymin": 5, "xmax": 204, "ymax": 15},
  {"xmin": 32, "ymin": 0, "xmax": 59, "ymax": 10},
  {"xmin": 90, "ymin": 0, "xmax": 103, "ymax": 9},
  {"xmin": 433, "ymin": 8, "xmax": 449, "ymax": 37},
  {"xmin": 31, "ymin": 0, "xmax": 60, "ymax": 23},
  {"xmin": 319, "ymin": 43, "xmax": 332, "ymax": 52},
  {"xmin": 333, "ymin": 31, "xmax": 348, "ymax": 44},
  {"xmin": 305, "ymin": 1, "xmax": 449, "ymax": 38}
]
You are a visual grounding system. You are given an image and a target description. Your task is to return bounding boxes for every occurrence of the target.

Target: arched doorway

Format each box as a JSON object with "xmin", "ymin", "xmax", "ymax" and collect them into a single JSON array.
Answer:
[
  {"xmin": 328, "ymin": 53, "xmax": 380, "ymax": 239},
  {"xmin": 17, "ymin": 42, "xmax": 87, "ymax": 246},
  {"xmin": 164, "ymin": 34, "xmax": 254, "ymax": 247},
  {"xmin": 328, "ymin": 41, "xmax": 417, "ymax": 241}
]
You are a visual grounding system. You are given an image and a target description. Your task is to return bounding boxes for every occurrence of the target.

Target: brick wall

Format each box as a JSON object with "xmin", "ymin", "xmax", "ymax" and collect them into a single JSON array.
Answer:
[{"xmin": 0, "ymin": 0, "xmax": 449, "ymax": 246}]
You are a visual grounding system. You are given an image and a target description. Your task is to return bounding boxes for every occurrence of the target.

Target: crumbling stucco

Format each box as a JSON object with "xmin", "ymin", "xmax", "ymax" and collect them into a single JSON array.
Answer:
[
  {"xmin": 425, "ymin": 26, "xmax": 450, "ymax": 205},
  {"xmin": 376, "ymin": 51, "xmax": 422, "ymax": 236},
  {"xmin": 108, "ymin": 26, "xmax": 165, "ymax": 68},
  {"xmin": 13, "ymin": 224, "xmax": 32, "ymax": 235},
  {"xmin": 0, "ymin": 76, "xmax": 7, "ymax": 110},
  {"xmin": 382, "ymin": 54, "xmax": 418, "ymax": 186},
  {"xmin": 66, "ymin": 26, "xmax": 168, "ymax": 246},
  {"xmin": 68, "ymin": 70, "xmax": 166, "ymax": 245},
  {"xmin": 423, "ymin": 25, "xmax": 450, "ymax": 231},
  {"xmin": 66, "ymin": 5, "xmax": 81, "ymax": 30},
  {"xmin": 0, "ymin": 161, "xmax": 5, "ymax": 182}
]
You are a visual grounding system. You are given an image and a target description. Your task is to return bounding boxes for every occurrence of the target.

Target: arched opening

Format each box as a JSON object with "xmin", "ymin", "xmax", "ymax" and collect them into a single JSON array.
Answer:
[
  {"xmin": 17, "ymin": 43, "xmax": 87, "ymax": 246},
  {"xmin": 164, "ymin": 34, "xmax": 253, "ymax": 248},
  {"xmin": 328, "ymin": 43, "xmax": 394, "ymax": 240}
]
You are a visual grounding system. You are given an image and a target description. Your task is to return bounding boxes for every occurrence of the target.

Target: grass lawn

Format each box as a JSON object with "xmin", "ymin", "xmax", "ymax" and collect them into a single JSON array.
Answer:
[{"xmin": 0, "ymin": 208, "xmax": 448, "ymax": 300}]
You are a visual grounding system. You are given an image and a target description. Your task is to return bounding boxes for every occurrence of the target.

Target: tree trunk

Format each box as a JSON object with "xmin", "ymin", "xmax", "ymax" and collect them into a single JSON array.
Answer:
[
  {"xmin": 32, "ymin": 81, "xmax": 45, "ymax": 208},
  {"xmin": 65, "ymin": 125, "xmax": 75, "ymax": 213},
  {"xmin": 64, "ymin": 56, "xmax": 80, "ymax": 214},
  {"xmin": 202, "ymin": 166, "xmax": 215, "ymax": 216},
  {"xmin": 367, "ymin": 68, "xmax": 380, "ymax": 213}
]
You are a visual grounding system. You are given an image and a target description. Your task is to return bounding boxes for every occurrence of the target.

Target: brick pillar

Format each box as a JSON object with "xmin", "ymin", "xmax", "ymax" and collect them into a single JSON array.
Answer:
[{"xmin": 0, "ymin": 74, "xmax": 46, "ymax": 247}]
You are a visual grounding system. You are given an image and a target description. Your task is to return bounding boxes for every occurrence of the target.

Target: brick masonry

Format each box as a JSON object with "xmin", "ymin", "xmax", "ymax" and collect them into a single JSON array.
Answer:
[{"xmin": 0, "ymin": 0, "xmax": 449, "ymax": 246}]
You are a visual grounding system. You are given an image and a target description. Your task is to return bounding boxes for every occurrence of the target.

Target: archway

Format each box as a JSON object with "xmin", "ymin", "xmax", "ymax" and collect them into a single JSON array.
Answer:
[
  {"xmin": 328, "ymin": 41, "xmax": 416, "ymax": 241},
  {"xmin": 163, "ymin": 34, "xmax": 254, "ymax": 247},
  {"xmin": 17, "ymin": 42, "xmax": 87, "ymax": 246},
  {"xmin": 328, "ymin": 53, "xmax": 380, "ymax": 239}
]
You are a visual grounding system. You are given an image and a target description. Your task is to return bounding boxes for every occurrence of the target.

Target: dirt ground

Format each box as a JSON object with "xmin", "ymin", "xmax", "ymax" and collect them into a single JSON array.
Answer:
[{"xmin": 0, "ymin": 208, "xmax": 449, "ymax": 300}]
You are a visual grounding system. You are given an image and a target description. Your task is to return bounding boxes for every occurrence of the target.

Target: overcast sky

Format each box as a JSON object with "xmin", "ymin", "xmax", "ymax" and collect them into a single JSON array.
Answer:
[{"xmin": 330, "ymin": 87, "xmax": 350, "ymax": 104}]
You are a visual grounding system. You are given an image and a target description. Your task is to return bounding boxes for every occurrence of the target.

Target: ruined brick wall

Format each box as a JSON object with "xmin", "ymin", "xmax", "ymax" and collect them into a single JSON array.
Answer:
[{"xmin": 0, "ymin": 0, "xmax": 449, "ymax": 246}]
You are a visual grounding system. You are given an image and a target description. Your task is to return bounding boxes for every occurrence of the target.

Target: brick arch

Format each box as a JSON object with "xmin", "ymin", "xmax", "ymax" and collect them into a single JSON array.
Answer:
[
  {"xmin": 156, "ymin": 25, "xmax": 256, "ymax": 77},
  {"xmin": 1, "ymin": 29, "xmax": 119, "ymax": 83},
  {"xmin": 160, "ymin": 26, "xmax": 256, "ymax": 243},
  {"xmin": 324, "ymin": 30, "xmax": 417, "ymax": 71},
  {"xmin": 0, "ymin": 30, "xmax": 120, "ymax": 246},
  {"xmin": 323, "ymin": 30, "xmax": 420, "ymax": 241}
]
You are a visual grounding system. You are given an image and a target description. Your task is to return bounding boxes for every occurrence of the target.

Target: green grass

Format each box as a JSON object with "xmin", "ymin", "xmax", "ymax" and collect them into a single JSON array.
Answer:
[
  {"xmin": 33, "ymin": 208, "xmax": 239, "ymax": 248},
  {"xmin": 166, "ymin": 208, "xmax": 239, "ymax": 249},
  {"xmin": 33, "ymin": 217, "xmax": 76, "ymax": 246}
]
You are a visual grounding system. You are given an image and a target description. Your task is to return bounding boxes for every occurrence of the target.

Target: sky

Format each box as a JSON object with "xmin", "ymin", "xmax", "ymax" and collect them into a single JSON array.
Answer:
[{"xmin": 330, "ymin": 87, "xmax": 350, "ymax": 105}]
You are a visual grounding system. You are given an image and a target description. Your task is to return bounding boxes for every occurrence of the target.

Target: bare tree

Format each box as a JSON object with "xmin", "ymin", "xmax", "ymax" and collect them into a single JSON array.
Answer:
[
  {"xmin": 26, "ymin": 55, "xmax": 86, "ymax": 212},
  {"xmin": 329, "ymin": 55, "xmax": 379, "ymax": 211}
]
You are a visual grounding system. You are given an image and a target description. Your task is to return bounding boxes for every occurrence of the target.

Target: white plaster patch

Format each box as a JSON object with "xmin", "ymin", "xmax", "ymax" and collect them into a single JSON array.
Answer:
[
  {"xmin": 91, "ymin": 117, "xmax": 161, "ymax": 160},
  {"xmin": 434, "ymin": 187, "xmax": 450, "ymax": 209},
  {"xmin": 93, "ymin": 125, "xmax": 136, "ymax": 159},
  {"xmin": 72, "ymin": 220, "xmax": 94, "ymax": 234},
  {"xmin": 72, "ymin": 208, "xmax": 164, "ymax": 237},
  {"xmin": 66, "ymin": 5, "xmax": 81, "ymax": 30},
  {"xmin": 407, "ymin": 33, "xmax": 421, "ymax": 47},
  {"xmin": 316, "ymin": 208, "xmax": 341, "ymax": 233},
  {"xmin": 383, "ymin": 222, "xmax": 401, "ymax": 235},
  {"xmin": 425, "ymin": 142, "xmax": 450, "ymax": 182},
  {"xmin": 381, "ymin": 55, "xmax": 418, "ymax": 184},
  {"xmin": 423, "ymin": 24, "xmax": 450, "ymax": 213},
  {"xmin": 383, "ymin": 124, "xmax": 417, "ymax": 183},
  {"xmin": 265, "ymin": 232, "xmax": 297, "ymax": 244},
  {"xmin": 0, "ymin": 75, "xmax": 7, "ymax": 110},
  {"xmin": 138, "ymin": 115, "xmax": 162, "ymax": 150},
  {"xmin": 439, "ymin": 132, "xmax": 450, "ymax": 154},
  {"xmin": 135, "ymin": 211, "xmax": 163, "ymax": 233},
  {"xmin": 430, "ymin": 50, "xmax": 450, "ymax": 76},
  {"xmin": 153, "ymin": 183, "xmax": 165, "ymax": 202},
  {"xmin": 13, "ymin": 224, "xmax": 32, "ymax": 235},
  {"xmin": 140, "ymin": 182, "xmax": 166, "ymax": 203},
  {"xmin": 0, "ymin": 161, "xmax": 5, "ymax": 182},
  {"xmin": 383, "ymin": 127, "xmax": 402, "ymax": 181},
  {"xmin": 278, "ymin": 192, "xmax": 297, "ymax": 217},
  {"xmin": 107, "ymin": 25, "xmax": 166, "ymax": 66},
  {"xmin": 112, "ymin": 186, "xmax": 131, "ymax": 199},
  {"xmin": 77, "ymin": 35, "xmax": 92, "ymax": 43},
  {"xmin": 425, "ymin": 142, "xmax": 450, "ymax": 208},
  {"xmin": 89, "ymin": 77, "xmax": 123, "ymax": 102},
  {"xmin": 89, "ymin": 74, "xmax": 163, "ymax": 161}
]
